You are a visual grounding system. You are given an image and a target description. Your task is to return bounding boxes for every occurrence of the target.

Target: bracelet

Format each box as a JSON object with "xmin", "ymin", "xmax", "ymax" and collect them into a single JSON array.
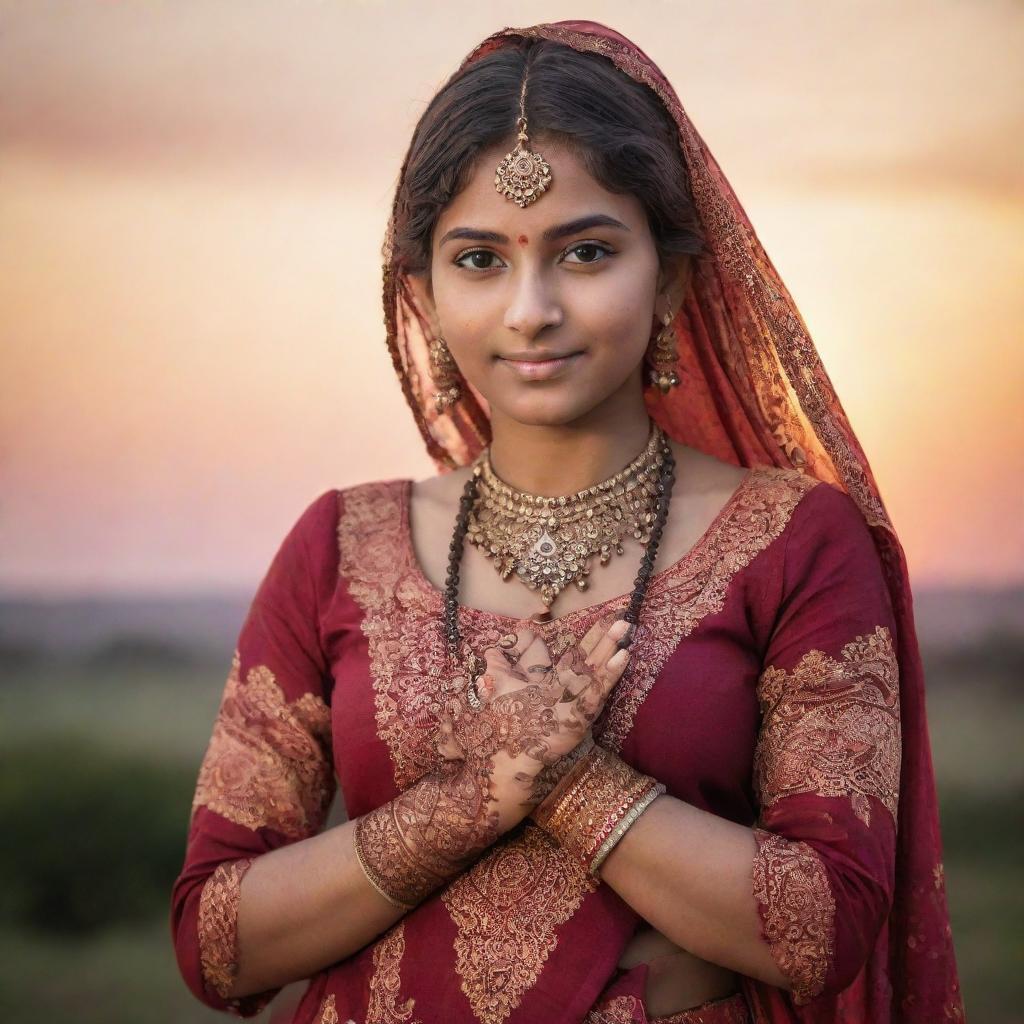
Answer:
[
  {"xmin": 531, "ymin": 743, "xmax": 665, "ymax": 878},
  {"xmin": 589, "ymin": 781, "xmax": 666, "ymax": 875},
  {"xmin": 532, "ymin": 741, "xmax": 602, "ymax": 830}
]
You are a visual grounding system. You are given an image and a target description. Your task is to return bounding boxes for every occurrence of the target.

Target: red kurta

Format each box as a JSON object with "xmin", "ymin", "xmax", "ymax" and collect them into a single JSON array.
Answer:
[{"xmin": 171, "ymin": 463, "xmax": 955, "ymax": 1022}]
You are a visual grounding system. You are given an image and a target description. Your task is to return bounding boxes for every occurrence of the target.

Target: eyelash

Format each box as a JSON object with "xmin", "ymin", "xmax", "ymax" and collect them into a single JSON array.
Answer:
[{"xmin": 452, "ymin": 241, "xmax": 616, "ymax": 273}]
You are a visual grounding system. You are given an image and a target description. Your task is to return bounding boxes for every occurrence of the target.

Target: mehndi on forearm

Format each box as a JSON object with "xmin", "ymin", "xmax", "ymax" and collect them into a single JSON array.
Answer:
[
  {"xmin": 354, "ymin": 681, "xmax": 602, "ymax": 909},
  {"xmin": 354, "ymin": 753, "xmax": 503, "ymax": 910}
]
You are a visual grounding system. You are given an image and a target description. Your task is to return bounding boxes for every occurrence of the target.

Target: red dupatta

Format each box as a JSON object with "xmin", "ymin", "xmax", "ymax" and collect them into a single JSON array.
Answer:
[{"xmin": 381, "ymin": 19, "xmax": 965, "ymax": 1023}]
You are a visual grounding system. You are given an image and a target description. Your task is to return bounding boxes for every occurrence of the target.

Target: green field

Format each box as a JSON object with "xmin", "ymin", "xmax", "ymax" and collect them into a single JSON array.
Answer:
[{"xmin": 0, "ymin": 659, "xmax": 1018, "ymax": 1023}]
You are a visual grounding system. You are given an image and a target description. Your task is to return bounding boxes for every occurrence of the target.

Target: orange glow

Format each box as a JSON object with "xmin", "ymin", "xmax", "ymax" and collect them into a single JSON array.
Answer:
[{"xmin": 1, "ymin": 3, "xmax": 1021, "ymax": 593}]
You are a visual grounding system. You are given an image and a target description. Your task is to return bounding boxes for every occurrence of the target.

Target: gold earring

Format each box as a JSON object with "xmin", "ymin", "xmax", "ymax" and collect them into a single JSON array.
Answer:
[
  {"xmin": 494, "ymin": 76, "xmax": 552, "ymax": 208},
  {"xmin": 429, "ymin": 336, "xmax": 462, "ymax": 412},
  {"xmin": 646, "ymin": 300, "xmax": 681, "ymax": 394}
]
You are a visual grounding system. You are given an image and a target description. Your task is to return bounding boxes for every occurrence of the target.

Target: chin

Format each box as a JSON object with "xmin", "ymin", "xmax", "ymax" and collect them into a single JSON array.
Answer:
[{"xmin": 488, "ymin": 390, "xmax": 605, "ymax": 428}]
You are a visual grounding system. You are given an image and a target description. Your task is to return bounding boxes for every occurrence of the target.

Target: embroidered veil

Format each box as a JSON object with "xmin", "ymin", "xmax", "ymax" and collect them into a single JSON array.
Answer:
[{"xmin": 380, "ymin": 19, "xmax": 965, "ymax": 1023}]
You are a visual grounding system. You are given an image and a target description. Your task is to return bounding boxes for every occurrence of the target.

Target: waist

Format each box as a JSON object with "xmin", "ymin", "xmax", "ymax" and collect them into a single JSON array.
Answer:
[{"xmin": 617, "ymin": 926, "xmax": 741, "ymax": 1019}]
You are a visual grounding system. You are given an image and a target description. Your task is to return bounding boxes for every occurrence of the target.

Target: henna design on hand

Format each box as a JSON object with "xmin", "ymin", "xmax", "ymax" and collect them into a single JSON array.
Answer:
[{"xmin": 435, "ymin": 613, "xmax": 633, "ymax": 809}]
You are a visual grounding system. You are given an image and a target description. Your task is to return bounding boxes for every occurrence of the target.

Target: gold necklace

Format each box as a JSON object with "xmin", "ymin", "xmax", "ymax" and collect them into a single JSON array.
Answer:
[{"xmin": 466, "ymin": 423, "xmax": 669, "ymax": 614}]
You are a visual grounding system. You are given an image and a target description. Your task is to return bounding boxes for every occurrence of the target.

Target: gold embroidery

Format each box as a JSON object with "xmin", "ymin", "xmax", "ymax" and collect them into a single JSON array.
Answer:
[
  {"xmin": 441, "ymin": 824, "xmax": 598, "ymax": 1024},
  {"xmin": 584, "ymin": 992, "xmax": 751, "ymax": 1023},
  {"xmin": 192, "ymin": 650, "xmax": 335, "ymax": 837},
  {"xmin": 596, "ymin": 467, "xmax": 817, "ymax": 752},
  {"xmin": 197, "ymin": 857, "xmax": 255, "ymax": 1000},
  {"xmin": 337, "ymin": 467, "xmax": 817, "ymax": 787},
  {"xmin": 754, "ymin": 626, "xmax": 900, "ymax": 828},
  {"xmin": 751, "ymin": 828, "xmax": 834, "ymax": 1005},
  {"xmin": 317, "ymin": 992, "xmax": 339, "ymax": 1024},
  {"xmin": 366, "ymin": 921, "xmax": 422, "ymax": 1024},
  {"xmin": 584, "ymin": 994, "xmax": 642, "ymax": 1023},
  {"xmin": 336, "ymin": 470, "xmax": 815, "ymax": 1023}
]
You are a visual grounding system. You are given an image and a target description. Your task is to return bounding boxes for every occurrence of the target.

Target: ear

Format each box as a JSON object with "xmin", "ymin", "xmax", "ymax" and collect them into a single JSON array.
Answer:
[
  {"xmin": 404, "ymin": 270, "xmax": 442, "ymax": 337},
  {"xmin": 655, "ymin": 255, "xmax": 692, "ymax": 319}
]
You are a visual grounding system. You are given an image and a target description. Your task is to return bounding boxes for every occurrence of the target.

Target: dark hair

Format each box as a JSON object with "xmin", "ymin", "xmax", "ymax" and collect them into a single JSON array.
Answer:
[{"xmin": 390, "ymin": 37, "xmax": 707, "ymax": 278}]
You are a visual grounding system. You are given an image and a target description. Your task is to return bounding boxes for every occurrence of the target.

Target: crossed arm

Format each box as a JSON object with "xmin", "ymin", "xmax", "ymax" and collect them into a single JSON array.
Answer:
[{"xmin": 174, "ymin": 486, "xmax": 901, "ymax": 1013}]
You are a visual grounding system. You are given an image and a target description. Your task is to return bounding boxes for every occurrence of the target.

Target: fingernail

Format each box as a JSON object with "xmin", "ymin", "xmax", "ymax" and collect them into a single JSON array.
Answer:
[
  {"xmin": 609, "ymin": 618, "xmax": 630, "ymax": 639},
  {"xmin": 615, "ymin": 624, "xmax": 636, "ymax": 649}
]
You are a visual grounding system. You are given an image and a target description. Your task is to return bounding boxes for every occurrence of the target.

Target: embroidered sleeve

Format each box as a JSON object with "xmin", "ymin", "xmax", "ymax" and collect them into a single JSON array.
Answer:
[
  {"xmin": 750, "ymin": 483, "xmax": 901, "ymax": 1005},
  {"xmin": 170, "ymin": 490, "xmax": 340, "ymax": 1017}
]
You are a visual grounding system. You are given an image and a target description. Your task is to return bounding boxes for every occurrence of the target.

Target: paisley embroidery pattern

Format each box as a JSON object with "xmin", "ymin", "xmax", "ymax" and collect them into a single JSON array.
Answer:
[
  {"xmin": 751, "ymin": 828, "xmax": 835, "ymax": 1005},
  {"xmin": 366, "ymin": 921, "xmax": 422, "ymax": 1023},
  {"xmin": 440, "ymin": 824, "xmax": 597, "ymax": 1024},
  {"xmin": 754, "ymin": 625, "xmax": 901, "ymax": 828},
  {"xmin": 192, "ymin": 650, "xmax": 334, "ymax": 837}
]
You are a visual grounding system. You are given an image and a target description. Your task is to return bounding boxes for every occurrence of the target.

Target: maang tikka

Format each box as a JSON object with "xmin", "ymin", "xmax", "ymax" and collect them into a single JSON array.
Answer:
[{"xmin": 494, "ymin": 76, "xmax": 552, "ymax": 209}]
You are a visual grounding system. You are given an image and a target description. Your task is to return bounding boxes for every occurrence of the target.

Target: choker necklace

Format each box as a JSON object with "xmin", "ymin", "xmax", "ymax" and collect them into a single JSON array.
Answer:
[
  {"xmin": 443, "ymin": 427, "xmax": 676, "ymax": 710},
  {"xmin": 465, "ymin": 423, "xmax": 669, "ymax": 612}
]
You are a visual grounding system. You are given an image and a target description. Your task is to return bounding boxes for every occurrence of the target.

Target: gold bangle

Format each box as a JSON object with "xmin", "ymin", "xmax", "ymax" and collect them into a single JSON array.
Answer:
[
  {"xmin": 589, "ymin": 782, "xmax": 666, "ymax": 876},
  {"xmin": 531, "ymin": 736, "xmax": 597, "ymax": 825},
  {"xmin": 534, "ymin": 744, "xmax": 664, "ymax": 876}
]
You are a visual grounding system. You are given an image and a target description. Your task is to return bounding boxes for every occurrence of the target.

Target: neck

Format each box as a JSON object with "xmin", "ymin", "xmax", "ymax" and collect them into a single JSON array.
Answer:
[{"xmin": 487, "ymin": 388, "xmax": 653, "ymax": 497}]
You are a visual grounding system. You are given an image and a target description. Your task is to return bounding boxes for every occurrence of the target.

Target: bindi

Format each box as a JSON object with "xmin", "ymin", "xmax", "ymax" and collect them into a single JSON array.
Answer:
[{"xmin": 517, "ymin": 235, "xmax": 529, "ymax": 246}]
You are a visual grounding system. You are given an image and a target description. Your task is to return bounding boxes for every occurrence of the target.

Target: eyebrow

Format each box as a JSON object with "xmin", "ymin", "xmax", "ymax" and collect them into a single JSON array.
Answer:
[{"xmin": 438, "ymin": 213, "xmax": 632, "ymax": 248}]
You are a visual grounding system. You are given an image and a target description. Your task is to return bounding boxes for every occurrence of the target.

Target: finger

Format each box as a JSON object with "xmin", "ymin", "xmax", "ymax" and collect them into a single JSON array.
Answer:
[
  {"xmin": 502, "ymin": 628, "xmax": 537, "ymax": 662},
  {"xmin": 601, "ymin": 646, "xmax": 630, "ymax": 693},
  {"xmin": 518, "ymin": 633, "xmax": 552, "ymax": 674},
  {"xmin": 578, "ymin": 618, "xmax": 607, "ymax": 659},
  {"xmin": 574, "ymin": 641, "xmax": 631, "ymax": 722},
  {"xmin": 483, "ymin": 647, "xmax": 514, "ymax": 678},
  {"xmin": 585, "ymin": 617, "xmax": 632, "ymax": 670}
]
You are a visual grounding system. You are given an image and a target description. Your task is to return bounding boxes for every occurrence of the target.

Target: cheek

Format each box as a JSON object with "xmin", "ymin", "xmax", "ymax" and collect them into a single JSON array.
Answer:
[{"xmin": 573, "ymin": 283, "xmax": 652, "ymax": 356}]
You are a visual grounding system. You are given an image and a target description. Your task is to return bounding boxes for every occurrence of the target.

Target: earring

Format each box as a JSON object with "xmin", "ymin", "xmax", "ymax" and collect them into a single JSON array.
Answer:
[
  {"xmin": 646, "ymin": 299, "xmax": 681, "ymax": 394},
  {"xmin": 429, "ymin": 336, "xmax": 462, "ymax": 412}
]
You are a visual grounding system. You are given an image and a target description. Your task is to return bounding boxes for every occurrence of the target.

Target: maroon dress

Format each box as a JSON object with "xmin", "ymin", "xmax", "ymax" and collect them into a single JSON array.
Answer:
[{"xmin": 171, "ymin": 463, "xmax": 950, "ymax": 1022}]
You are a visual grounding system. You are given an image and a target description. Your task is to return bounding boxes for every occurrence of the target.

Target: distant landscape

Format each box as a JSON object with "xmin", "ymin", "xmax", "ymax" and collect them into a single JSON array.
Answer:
[{"xmin": 0, "ymin": 584, "xmax": 1020, "ymax": 1022}]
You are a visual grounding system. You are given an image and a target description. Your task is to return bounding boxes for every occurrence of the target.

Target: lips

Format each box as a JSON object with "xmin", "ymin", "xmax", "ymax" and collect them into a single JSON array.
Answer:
[
  {"xmin": 498, "ymin": 351, "xmax": 583, "ymax": 381},
  {"xmin": 501, "ymin": 351, "xmax": 581, "ymax": 362}
]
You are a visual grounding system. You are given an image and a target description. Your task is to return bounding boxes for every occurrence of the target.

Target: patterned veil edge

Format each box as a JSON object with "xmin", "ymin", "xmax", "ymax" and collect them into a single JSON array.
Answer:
[{"xmin": 380, "ymin": 20, "xmax": 964, "ymax": 1022}]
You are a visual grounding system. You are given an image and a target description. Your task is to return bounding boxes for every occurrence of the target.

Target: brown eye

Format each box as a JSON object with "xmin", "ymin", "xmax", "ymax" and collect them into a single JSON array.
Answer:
[
  {"xmin": 454, "ymin": 250, "xmax": 503, "ymax": 271},
  {"xmin": 563, "ymin": 242, "xmax": 613, "ymax": 265}
]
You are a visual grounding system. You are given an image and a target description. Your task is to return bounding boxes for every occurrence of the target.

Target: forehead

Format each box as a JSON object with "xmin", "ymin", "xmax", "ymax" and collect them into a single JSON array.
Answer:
[{"xmin": 434, "ymin": 140, "xmax": 646, "ymax": 241}]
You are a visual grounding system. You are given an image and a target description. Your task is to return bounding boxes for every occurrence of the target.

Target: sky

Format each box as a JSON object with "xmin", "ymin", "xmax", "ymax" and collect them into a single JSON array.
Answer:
[{"xmin": 1, "ymin": 0, "xmax": 1022, "ymax": 594}]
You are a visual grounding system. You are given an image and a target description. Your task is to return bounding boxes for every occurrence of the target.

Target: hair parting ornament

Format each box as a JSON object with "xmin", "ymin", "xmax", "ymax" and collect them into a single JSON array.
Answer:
[{"xmin": 493, "ymin": 75, "xmax": 553, "ymax": 208}]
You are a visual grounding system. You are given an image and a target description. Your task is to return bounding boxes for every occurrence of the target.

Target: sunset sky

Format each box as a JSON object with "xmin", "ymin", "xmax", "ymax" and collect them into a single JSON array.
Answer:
[{"xmin": 1, "ymin": 0, "xmax": 1021, "ymax": 594}]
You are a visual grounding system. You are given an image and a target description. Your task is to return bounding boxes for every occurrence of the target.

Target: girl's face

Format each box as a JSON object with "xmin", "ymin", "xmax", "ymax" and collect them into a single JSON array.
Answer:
[{"xmin": 407, "ymin": 140, "xmax": 685, "ymax": 429}]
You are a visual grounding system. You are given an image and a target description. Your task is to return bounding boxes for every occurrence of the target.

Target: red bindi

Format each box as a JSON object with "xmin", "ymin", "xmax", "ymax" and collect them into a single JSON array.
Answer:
[{"xmin": 517, "ymin": 235, "xmax": 529, "ymax": 245}]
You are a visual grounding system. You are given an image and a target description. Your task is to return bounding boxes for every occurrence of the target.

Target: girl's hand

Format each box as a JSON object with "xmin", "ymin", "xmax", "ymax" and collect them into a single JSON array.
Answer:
[{"xmin": 435, "ymin": 612, "xmax": 635, "ymax": 821}]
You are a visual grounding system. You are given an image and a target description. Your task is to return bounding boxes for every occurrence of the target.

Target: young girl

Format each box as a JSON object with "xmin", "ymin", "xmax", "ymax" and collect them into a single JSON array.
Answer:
[{"xmin": 171, "ymin": 20, "xmax": 964, "ymax": 1023}]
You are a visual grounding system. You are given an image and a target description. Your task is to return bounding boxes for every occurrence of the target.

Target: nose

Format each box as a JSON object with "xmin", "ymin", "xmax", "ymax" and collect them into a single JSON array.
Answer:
[{"xmin": 503, "ymin": 265, "xmax": 564, "ymax": 339}]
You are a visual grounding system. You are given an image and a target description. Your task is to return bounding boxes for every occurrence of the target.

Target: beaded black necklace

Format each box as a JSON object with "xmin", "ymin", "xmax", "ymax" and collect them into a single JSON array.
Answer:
[{"xmin": 443, "ymin": 434, "xmax": 677, "ymax": 710}]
